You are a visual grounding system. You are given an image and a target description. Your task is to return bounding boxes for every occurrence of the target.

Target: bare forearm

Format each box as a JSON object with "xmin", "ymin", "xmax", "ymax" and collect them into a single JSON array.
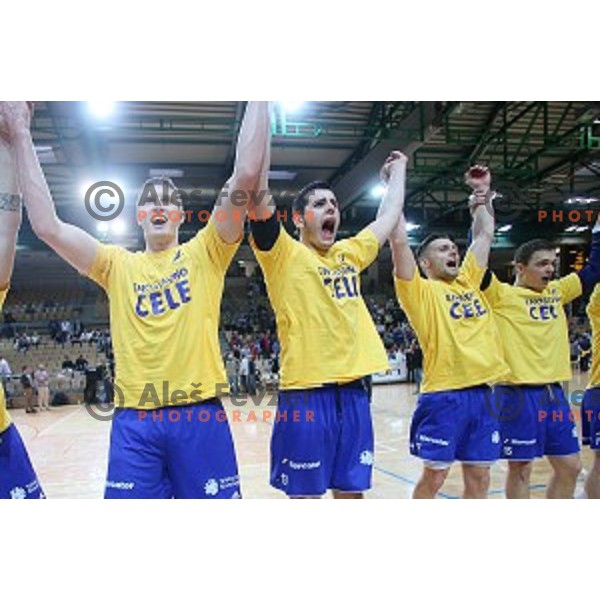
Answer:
[
  {"xmin": 471, "ymin": 198, "xmax": 495, "ymax": 241},
  {"xmin": 390, "ymin": 215, "xmax": 416, "ymax": 280},
  {"xmin": 369, "ymin": 160, "xmax": 407, "ymax": 245},
  {"xmin": 0, "ymin": 141, "xmax": 22, "ymax": 286},
  {"xmin": 470, "ymin": 202, "xmax": 495, "ymax": 268},
  {"xmin": 11, "ymin": 127, "xmax": 61, "ymax": 240},
  {"xmin": 232, "ymin": 101, "xmax": 272, "ymax": 187}
]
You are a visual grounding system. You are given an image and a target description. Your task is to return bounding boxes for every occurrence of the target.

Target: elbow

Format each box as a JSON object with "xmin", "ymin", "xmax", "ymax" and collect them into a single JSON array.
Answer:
[
  {"xmin": 32, "ymin": 219, "xmax": 60, "ymax": 244},
  {"xmin": 232, "ymin": 167, "xmax": 261, "ymax": 190},
  {"xmin": 474, "ymin": 229, "xmax": 494, "ymax": 245}
]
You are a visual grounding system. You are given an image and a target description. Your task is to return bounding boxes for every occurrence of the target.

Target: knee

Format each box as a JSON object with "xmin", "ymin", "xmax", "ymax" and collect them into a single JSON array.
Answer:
[
  {"xmin": 509, "ymin": 461, "xmax": 533, "ymax": 484},
  {"xmin": 464, "ymin": 468, "xmax": 490, "ymax": 493},
  {"xmin": 555, "ymin": 457, "xmax": 582, "ymax": 482},
  {"xmin": 421, "ymin": 467, "xmax": 448, "ymax": 493}
]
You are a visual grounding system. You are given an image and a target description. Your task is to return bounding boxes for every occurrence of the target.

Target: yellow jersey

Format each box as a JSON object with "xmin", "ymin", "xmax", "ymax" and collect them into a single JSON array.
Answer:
[
  {"xmin": 482, "ymin": 272, "xmax": 581, "ymax": 384},
  {"xmin": 0, "ymin": 288, "xmax": 10, "ymax": 433},
  {"xmin": 87, "ymin": 219, "xmax": 240, "ymax": 409},
  {"xmin": 395, "ymin": 251, "xmax": 509, "ymax": 394},
  {"xmin": 586, "ymin": 284, "xmax": 600, "ymax": 389},
  {"xmin": 250, "ymin": 227, "xmax": 389, "ymax": 389}
]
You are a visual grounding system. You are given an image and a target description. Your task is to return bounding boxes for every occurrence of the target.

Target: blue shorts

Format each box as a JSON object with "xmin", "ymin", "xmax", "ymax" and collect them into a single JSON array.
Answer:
[
  {"xmin": 0, "ymin": 424, "xmax": 45, "ymax": 499},
  {"xmin": 410, "ymin": 386, "xmax": 501, "ymax": 465},
  {"xmin": 105, "ymin": 400, "xmax": 241, "ymax": 499},
  {"xmin": 582, "ymin": 387, "xmax": 600, "ymax": 450},
  {"xmin": 271, "ymin": 381, "xmax": 374, "ymax": 497},
  {"xmin": 491, "ymin": 384, "xmax": 580, "ymax": 460}
]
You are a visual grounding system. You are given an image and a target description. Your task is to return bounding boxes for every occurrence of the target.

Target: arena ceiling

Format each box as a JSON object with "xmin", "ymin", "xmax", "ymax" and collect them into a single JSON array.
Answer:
[{"xmin": 14, "ymin": 100, "xmax": 600, "ymax": 257}]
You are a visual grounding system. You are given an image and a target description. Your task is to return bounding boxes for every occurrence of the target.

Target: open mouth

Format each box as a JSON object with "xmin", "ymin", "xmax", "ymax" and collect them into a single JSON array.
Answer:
[
  {"xmin": 447, "ymin": 259, "xmax": 458, "ymax": 269},
  {"xmin": 321, "ymin": 217, "xmax": 336, "ymax": 240},
  {"xmin": 151, "ymin": 212, "xmax": 169, "ymax": 226}
]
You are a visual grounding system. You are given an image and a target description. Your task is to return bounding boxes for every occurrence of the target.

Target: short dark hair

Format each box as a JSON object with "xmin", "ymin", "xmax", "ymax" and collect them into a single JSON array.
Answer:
[
  {"xmin": 416, "ymin": 234, "xmax": 456, "ymax": 259},
  {"xmin": 514, "ymin": 239, "xmax": 556, "ymax": 266},
  {"xmin": 138, "ymin": 176, "xmax": 180, "ymax": 206},
  {"xmin": 292, "ymin": 181, "xmax": 334, "ymax": 217}
]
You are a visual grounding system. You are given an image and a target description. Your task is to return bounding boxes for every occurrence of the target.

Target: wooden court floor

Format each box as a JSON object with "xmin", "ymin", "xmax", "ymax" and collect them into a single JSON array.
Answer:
[{"xmin": 9, "ymin": 371, "xmax": 596, "ymax": 499}]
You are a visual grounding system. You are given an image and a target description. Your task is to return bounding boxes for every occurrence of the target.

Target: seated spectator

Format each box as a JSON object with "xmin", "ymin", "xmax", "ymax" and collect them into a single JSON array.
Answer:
[
  {"xmin": 62, "ymin": 356, "xmax": 75, "ymax": 371},
  {"xmin": 75, "ymin": 354, "xmax": 89, "ymax": 372}
]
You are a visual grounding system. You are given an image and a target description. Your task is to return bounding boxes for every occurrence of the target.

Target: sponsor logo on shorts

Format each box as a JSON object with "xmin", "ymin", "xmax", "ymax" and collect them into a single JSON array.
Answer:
[
  {"xmin": 280, "ymin": 473, "xmax": 289, "ymax": 487},
  {"xmin": 204, "ymin": 479, "xmax": 219, "ymax": 496},
  {"xmin": 288, "ymin": 460, "xmax": 321, "ymax": 471},
  {"xmin": 572, "ymin": 427, "xmax": 578, "ymax": 438},
  {"xmin": 491, "ymin": 431, "xmax": 500, "ymax": 444},
  {"xmin": 10, "ymin": 486, "xmax": 26, "ymax": 500},
  {"xmin": 510, "ymin": 438, "xmax": 536, "ymax": 446},
  {"xmin": 359, "ymin": 450, "xmax": 374, "ymax": 466},
  {"xmin": 204, "ymin": 475, "xmax": 240, "ymax": 497},
  {"xmin": 418, "ymin": 434, "xmax": 449, "ymax": 447},
  {"xmin": 106, "ymin": 480, "xmax": 135, "ymax": 491}
]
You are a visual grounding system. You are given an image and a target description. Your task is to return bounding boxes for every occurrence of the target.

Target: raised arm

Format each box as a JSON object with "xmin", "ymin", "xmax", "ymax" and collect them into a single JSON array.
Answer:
[
  {"xmin": 0, "ymin": 102, "xmax": 99, "ymax": 276},
  {"xmin": 216, "ymin": 101, "xmax": 272, "ymax": 243},
  {"xmin": 390, "ymin": 211, "xmax": 417, "ymax": 281},
  {"xmin": 368, "ymin": 151, "xmax": 408, "ymax": 246},
  {"xmin": 0, "ymin": 126, "xmax": 21, "ymax": 289},
  {"xmin": 466, "ymin": 165, "xmax": 495, "ymax": 269}
]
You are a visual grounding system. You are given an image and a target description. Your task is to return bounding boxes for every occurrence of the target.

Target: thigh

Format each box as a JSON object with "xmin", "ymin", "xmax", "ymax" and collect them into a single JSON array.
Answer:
[
  {"xmin": 410, "ymin": 392, "xmax": 462, "ymax": 464},
  {"xmin": 165, "ymin": 402, "xmax": 241, "ymax": 499},
  {"xmin": 457, "ymin": 388, "xmax": 501, "ymax": 463},
  {"xmin": 0, "ymin": 424, "xmax": 45, "ymax": 499},
  {"xmin": 543, "ymin": 386, "xmax": 580, "ymax": 457},
  {"xmin": 494, "ymin": 386, "xmax": 540, "ymax": 461},
  {"xmin": 104, "ymin": 410, "xmax": 172, "ymax": 499},
  {"xmin": 270, "ymin": 389, "xmax": 337, "ymax": 497},
  {"xmin": 331, "ymin": 387, "xmax": 374, "ymax": 493},
  {"xmin": 582, "ymin": 388, "xmax": 600, "ymax": 449}
]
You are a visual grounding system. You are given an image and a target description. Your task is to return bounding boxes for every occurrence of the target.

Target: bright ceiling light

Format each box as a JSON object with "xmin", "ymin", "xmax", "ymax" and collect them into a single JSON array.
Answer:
[
  {"xmin": 279, "ymin": 101, "xmax": 305, "ymax": 113},
  {"xmin": 87, "ymin": 101, "xmax": 116, "ymax": 118},
  {"xmin": 371, "ymin": 184, "xmax": 386, "ymax": 199},
  {"xmin": 498, "ymin": 224, "xmax": 512, "ymax": 233},
  {"xmin": 111, "ymin": 220, "xmax": 127, "ymax": 235},
  {"xmin": 406, "ymin": 222, "xmax": 420, "ymax": 232},
  {"xmin": 97, "ymin": 222, "xmax": 109, "ymax": 233}
]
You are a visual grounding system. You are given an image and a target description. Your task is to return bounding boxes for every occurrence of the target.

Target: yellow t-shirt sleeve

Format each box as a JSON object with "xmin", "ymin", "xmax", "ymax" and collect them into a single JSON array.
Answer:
[
  {"xmin": 187, "ymin": 218, "xmax": 241, "ymax": 274},
  {"xmin": 249, "ymin": 226, "xmax": 296, "ymax": 283},
  {"xmin": 394, "ymin": 267, "xmax": 427, "ymax": 334},
  {"xmin": 481, "ymin": 271, "xmax": 507, "ymax": 308},
  {"xmin": 555, "ymin": 272, "xmax": 583, "ymax": 305},
  {"xmin": 335, "ymin": 227, "xmax": 380, "ymax": 272},
  {"xmin": 587, "ymin": 284, "xmax": 600, "ymax": 317},
  {"xmin": 459, "ymin": 250, "xmax": 486, "ymax": 289},
  {"xmin": 87, "ymin": 244, "xmax": 124, "ymax": 291}
]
